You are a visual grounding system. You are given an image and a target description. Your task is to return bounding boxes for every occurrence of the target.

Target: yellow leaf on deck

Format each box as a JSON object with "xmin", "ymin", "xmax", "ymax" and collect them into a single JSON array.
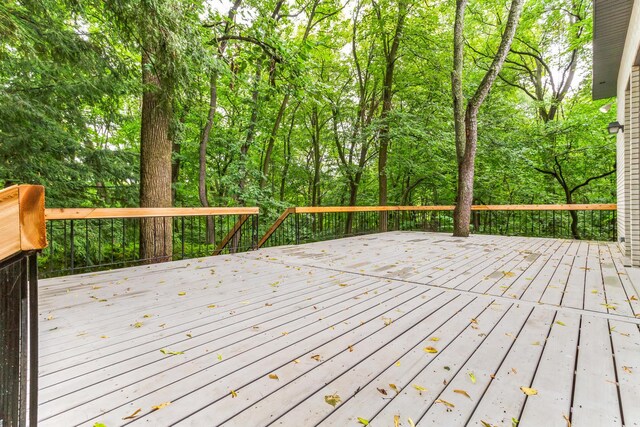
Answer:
[
  {"xmin": 311, "ymin": 354, "xmax": 321, "ymax": 361},
  {"xmin": 389, "ymin": 383, "xmax": 400, "ymax": 394},
  {"xmin": 100, "ymin": 335, "xmax": 108, "ymax": 339},
  {"xmin": 563, "ymin": 414, "xmax": 572, "ymax": 427},
  {"xmin": 394, "ymin": 360, "xmax": 401, "ymax": 367},
  {"xmin": 555, "ymin": 321, "xmax": 566, "ymax": 326},
  {"xmin": 469, "ymin": 372, "xmax": 476, "ymax": 384},
  {"xmin": 230, "ymin": 390, "xmax": 238, "ymax": 398},
  {"xmin": 217, "ymin": 353, "xmax": 223, "ymax": 361},
  {"xmin": 429, "ymin": 337, "xmax": 440, "ymax": 341},
  {"xmin": 268, "ymin": 373, "xmax": 279, "ymax": 380},
  {"xmin": 630, "ymin": 295, "xmax": 638, "ymax": 301},
  {"xmin": 357, "ymin": 417, "xmax": 369, "ymax": 425},
  {"xmin": 339, "ymin": 283, "xmax": 348, "ymax": 287},
  {"xmin": 435, "ymin": 399, "xmax": 455, "ymax": 408},
  {"xmin": 601, "ymin": 303, "xmax": 617, "ymax": 310},
  {"xmin": 324, "ymin": 393, "xmax": 341, "ymax": 407},
  {"xmin": 454, "ymin": 389, "xmax": 471, "ymax": 399},
  {"xmin": 503, "ymin": 271, "xmax": 516, "ymax": 278},
  {"xmin": 383, "ymin": 317, "xmax": 393, "ymax": 326},
  {"xmin": 133, "ymin": 322, "xmax": 143, "ymax": 328},
  {"xmin": 178, "ymin": 292, "xmax": 186, "ymax": 296},
  {"xmin": 423, "ymin": 346, "xmax": 438, "ymax": 354},
  {"xmin": 408, "ymin": 418, "xmax": 416, "ymax": 427},
  {"xmin": 591, "ymin": 290, "xmax": 599, "ymax": 294},
  {"xmin": 160, "ymin": 348, "xmax": 184, "ymax": 355},
  {"xmin": 394, "ymin": 415, "xmax": 400, "ymax": 427},
  {"xmin": 143, "ymin": 314, "xmax": 151, "ymax": 318},
  {"xmin": 123, "ymin": 408, "xmax": 142, "ymax": 419},
  {"xmin": 520, "ymin": 386, "xmax": 538, "ymax": 395},
  {"xmin": 151, "ymin": 402, "xmax": 171, "ymax": 411},
  {"xmin": 623, "ymin": 366, "xmax": 633, "ymax": 374},
  {"xmin": 413, "ymin": 384, "xmax": 427, "ymax": 393},
  {"xmin": 207, "ymin": 304, "xmax": 217, "ymax": 308},
  {"xmin": 293, "ymin": 359, "xmax": 300, "ymax": 364}
]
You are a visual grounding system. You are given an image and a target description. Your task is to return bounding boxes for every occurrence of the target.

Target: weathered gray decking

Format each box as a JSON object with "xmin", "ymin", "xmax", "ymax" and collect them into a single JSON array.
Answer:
[{"xmin": 37, "ymin": 232, "xmax": 640, "ymax": 426}]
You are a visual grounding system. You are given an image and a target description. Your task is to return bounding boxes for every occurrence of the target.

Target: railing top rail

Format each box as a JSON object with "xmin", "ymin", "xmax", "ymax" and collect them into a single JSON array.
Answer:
[
  {"xmin": 293, "ymin": 204, "xmax": 616, "ymax": 214},
  {"xmin": 45, "ymin": 206, "xmax": 260, "ymax": 220},
  {"xmin": 0, "ymin": 185, "xmax": 47, "ymax": 261}
]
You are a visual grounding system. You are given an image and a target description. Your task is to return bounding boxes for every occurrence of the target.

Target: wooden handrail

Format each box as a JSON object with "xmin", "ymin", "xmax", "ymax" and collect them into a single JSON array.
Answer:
[
  {"xmin": 0, "ymin": 185, "xmax": 47, "ymax": 261},
  {"xmin": 45, "ymin": 206, "xmax": 259, "ymax": 220},
  {"xmin": 293, "ymin": 204, "xmax": 616, "ymax": 213}
]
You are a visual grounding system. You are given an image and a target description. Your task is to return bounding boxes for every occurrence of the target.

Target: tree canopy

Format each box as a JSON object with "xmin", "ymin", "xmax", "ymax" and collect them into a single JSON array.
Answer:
[{"xmin": 0, "ymin": 0, "xmax": 616, "ymax": 220}]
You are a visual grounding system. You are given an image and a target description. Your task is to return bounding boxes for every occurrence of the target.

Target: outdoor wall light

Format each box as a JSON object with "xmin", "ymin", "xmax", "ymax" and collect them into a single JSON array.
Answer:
[{"xmin": 607, "ymin": 121, "xmax": 624, "ymax": 134}]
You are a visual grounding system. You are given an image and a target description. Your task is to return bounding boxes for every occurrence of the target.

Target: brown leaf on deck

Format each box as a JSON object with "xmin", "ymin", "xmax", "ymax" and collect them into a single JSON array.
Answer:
[{"xmin": 123, "ymin": 408, "xmax": 142, "ymax": 419}]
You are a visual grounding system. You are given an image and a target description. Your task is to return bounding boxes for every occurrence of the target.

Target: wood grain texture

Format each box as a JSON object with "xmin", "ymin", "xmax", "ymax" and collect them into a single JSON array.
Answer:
[
  {"xmin": 44, "ymin": 206, "xmax": 259, "ymax": 220},
  {"xmin": 293, "ymin": 204, "xmax": 616, "ymax": 214},
  {"xmin": 0, "ymin": 185, "xmax": 47, "ymax": 260}
]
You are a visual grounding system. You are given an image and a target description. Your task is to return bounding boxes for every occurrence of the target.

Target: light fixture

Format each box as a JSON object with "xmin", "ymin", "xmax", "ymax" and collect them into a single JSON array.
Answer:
[{"xmin": 607, "ymin": 121, "xmax": 624, "ymax": 134}]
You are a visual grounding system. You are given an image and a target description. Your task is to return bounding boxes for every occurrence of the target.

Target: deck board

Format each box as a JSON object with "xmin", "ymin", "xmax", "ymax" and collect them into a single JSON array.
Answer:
[{"xmin": 37, "ymin": 232, "xmax": 640, "ymax": 426}]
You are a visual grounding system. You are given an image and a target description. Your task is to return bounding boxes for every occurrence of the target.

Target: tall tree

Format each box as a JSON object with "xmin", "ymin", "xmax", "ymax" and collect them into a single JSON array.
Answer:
[{"xmin": 451, "ymin": 0, "xmax": 526, "ymax": 237}]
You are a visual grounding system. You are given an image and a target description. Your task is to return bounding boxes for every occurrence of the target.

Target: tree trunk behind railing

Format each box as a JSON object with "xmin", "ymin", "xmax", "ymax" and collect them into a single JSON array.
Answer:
[{"xmin": 139, "ymin": 49, "xmax": 173, "ymax": 263}]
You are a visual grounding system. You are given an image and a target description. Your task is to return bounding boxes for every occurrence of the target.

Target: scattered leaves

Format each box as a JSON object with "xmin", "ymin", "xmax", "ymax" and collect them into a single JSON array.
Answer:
[
  {"xmin": 268, "ymin": 373, "xmax": 279, "ymax": 380},
  {"xmin": 160, "ymin": 349, "xmax": 184, "ymax": 356},
  {"xmin": 151, "ymin": 402, "xmax": 171, "ymax": 411},
  {"xmin": 132, "ymin": 322, "xmax": 143, "ymax": 328},
  {"xmin": 435, "ymin": 399, "xmax": 455, "ymax": 408},
  {"xmin": 394, "ymin": 415, "xmax": 400, "ymax": 427},
  {"xmin": 413, "ymin": 384, "xmax": 427, "ymax": 393},
  {"xmin": 357, "ymin": 417, "xmax": 369, "ymax": 425},
  {"xmin": 339, "ymin": 283, "xmax": 349, "ymax": 287},
  {"xmin": 503, "ymin": 271, "xmax": 516, "ymax": 278},
  {"xmin": 601, "ymin": 303, "xmax": 617, "ymax": 310},
  {"xmin": 520, "ymin": 386, "xmax": 538, "ymax": 396},
  {"xmin": 423, "ymin": 346, "xmax": 438, "ymax": 354},
  {"xmin": 454, "ymin": 389, "xmax": 471, "ymax": 399},
  {"xmin": 123, "ymin": 408, "xmax": 141, "ymax": 420},
  {"xmin": 324, "ymin": 393, "xmax": 341, "ymax": 407}
]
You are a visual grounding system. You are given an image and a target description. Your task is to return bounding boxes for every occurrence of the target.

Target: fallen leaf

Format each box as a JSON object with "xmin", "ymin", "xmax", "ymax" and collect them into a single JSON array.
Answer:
[
  {"xmin": 389, "ymin": 383, "xmax": 400, "ymax": 394},
  {"xmin": 563, "ymin": 414, "xmax": 571, "ymax": 427},
  {"xmin": 383, "ymin": 317, "xmax": 393, "ymax": 326},
  {"xmin": 470, "ymin": 318, "xmax": 478, "ymax": 324},
  {"xmin": 178, "ymin": 292, "xmax": 186, "ymax": 296},
  {"xmin": 348, "ymin": 345, "xmax": 354, "ymax": 352},
  {"xmin": 630, "ymin": 295, "xmax": 638, "ymax": 301},
  {"xmin": 151, "ymin": 402, "xmax": 171, "ymax": 411},
  {"xmin": 186, "ymin": 333, "xmax": 192, "ymax": 338},
  {"xmin": 133, "ymin": 322, "xmax": 143, "ymax": 328},
  {"xmin": 270, "ymin": 281, "xmax": 280, "ymax": 287},
  {"xmin": 160, "ymin": 348, "xmax": 184, "ymax": 355},
  {"xmin": 265, "ymin": 303, "xmax": 273, "ymax": 306},
  {"xmin": 423, "ymin": 346, "xmax": 438, "ymax": 354},
  {"xmin": 143, "ymin": 314, "xmax": 151, "ymax": 318},
  {"xmin": 531, "ymin": 341, "xmax": 541, "ymax": 346},
  {"xmin": 217, "ymin": 353, "xmax": 223, "ymax": 361},
  {"xmin": 324, "ymin": 393, "xmax": 341, "ymax": 407},
  {"xmin": 100, "ymin": 335, "xmax": 108, "ymax": 339},
  {"xmin": 444, "ymin": 366, "xmax": 450, "ymax": 371},
  {"xmin": 230, "ymin": 390, "xmax": 238, "ymax": 398},
  {"xmin": 123, "ymin": 408, "xmax": 142, "ymax": 420},
  {"xmin": 429, "ymin": 337, "xmax": 440, "ymax": 341},
  {"xmin": 413, "ymin": 384, "xmax": 427, "ymax": 393},
  {"xmin": 292, "ymin": 359, "xmax": 300, "ymax": 364},
  {"xmin": 555, "ymin": 320, "xmax": 566, "ymax": 326},
  {"xmin": 591, "ymin": 289, "xmax": 599, "ymax": 294},
  {"xmin": 435, "ymin": 399, "xmax": 455, "ymax": 408},
  {"xmin": 602, "ymin": 303, "xmax": 617, "ymax": 310},
  {"xmin": 339, "ymin": 283, "xmax": 348, "ymax": 287},
  {"xmin": 520, "ymin": 386, "xmax": 538, "ymax": 396},
  {"xmin": 511, "ymin": 368, "xmax": 518, "ymax": 374},
  {"xmin": 268, "ymin": 373, "xmax": 279, "ymax": 380},
  {"xmin": 395, "ymin": 360, "xmax": 401, "ymax": 367},
  {"xmin": 408, "ymin": 418, "xmax": 416, "ymax": 427},
  {"xmin": 357, "ymin": 417, "xmax": 369, "ymax": 426},
  {"xmin": 503, "ymin": 271, "xmax": 516, "ymax": 278},
  {"xmin": 377, "ymin": 387, "xmax": 387, "ymax": 396},
  {"xmin": 623, "ymin": 366, "xmax": 633, "ymax": 374},
  {"xmin": 454, "ymin": 389, "xmax": 471, "ymax": 399},
  {"xmin": 311, "ymin": 354, "xmax": 321, "ymax": 361},
  {"xmin": 207, "ymin": 304, "xmax": 217, "ymax": 308},
  {"xmin": 481, "ymin": 422, "xmax": 492, "ymax": 427},
  {"xmin": 512, "ymin": 418, "xmax": 519, "ymax": 427},
  {"xmin": 93, "ymin": 423, "xmax": 107, "ymax": 427},
  {"xmin": 469, "ymin": 372, "xmax": 476, "ymax": 384},
  {"xmin": 394, "ymin": 415, "xmax": 400, "ymax": 427}
]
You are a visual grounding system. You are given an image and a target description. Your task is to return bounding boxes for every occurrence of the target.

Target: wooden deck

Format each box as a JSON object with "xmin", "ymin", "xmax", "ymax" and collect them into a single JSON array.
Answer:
[{"xmin": 37, "ymin": 232, "xmax": 640, "ymax": 427}]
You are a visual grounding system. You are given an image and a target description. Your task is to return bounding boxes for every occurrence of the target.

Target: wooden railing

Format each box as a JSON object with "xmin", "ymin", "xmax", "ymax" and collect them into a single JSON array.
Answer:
[
  {"xmin": 0, "ymin": 185, "xmax": 47, "ymax": 427},
  {"xmin": 258, "ymin": 204, "xmax": 617, "ymax": 248},
  {"xmin": 41, "ymin": 206, "xmax": 259, "ymax": 277}
]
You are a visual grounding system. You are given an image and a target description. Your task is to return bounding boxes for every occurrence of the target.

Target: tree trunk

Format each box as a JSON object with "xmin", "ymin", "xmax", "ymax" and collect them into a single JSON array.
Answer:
[
  {"xmin": 139, "ymin": 51, "xmax": 173, "ymax": 263},
  {"xmin": 261, "ymin": 92, "xmax": 289, "ymax": 188}
]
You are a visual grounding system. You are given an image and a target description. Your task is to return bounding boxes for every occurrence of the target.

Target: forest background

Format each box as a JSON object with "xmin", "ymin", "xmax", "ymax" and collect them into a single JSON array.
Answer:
[{"xmin": 0, "ymin": 0, "xmax": 617, "ymax": 226}]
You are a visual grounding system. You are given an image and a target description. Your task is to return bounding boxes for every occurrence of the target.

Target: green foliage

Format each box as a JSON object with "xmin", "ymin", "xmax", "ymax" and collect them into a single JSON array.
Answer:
[{"xmin": 0, "ymin": 0, "xmax": 616, "ymax": 214}]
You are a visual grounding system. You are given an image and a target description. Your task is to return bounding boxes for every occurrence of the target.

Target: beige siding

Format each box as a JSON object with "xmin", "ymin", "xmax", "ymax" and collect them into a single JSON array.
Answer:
[{"xmin": 630, "ymin": 67, "xmax": 640, "ymax": 265}]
